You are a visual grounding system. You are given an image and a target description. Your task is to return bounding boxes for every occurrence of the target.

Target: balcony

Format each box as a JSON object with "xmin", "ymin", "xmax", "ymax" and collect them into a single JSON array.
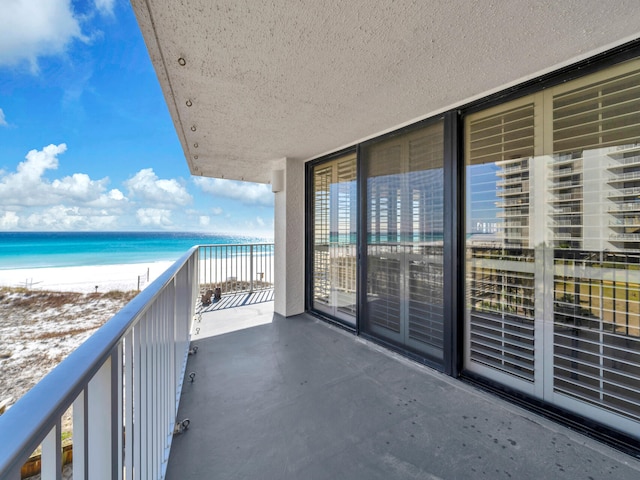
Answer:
[
  {"xmin": 165, "ymin": 303, "xmax": 640, "ymax": 479},
  {"xmin": 2, "ymin": 245, "xmax": 640, "ymax": 479}
]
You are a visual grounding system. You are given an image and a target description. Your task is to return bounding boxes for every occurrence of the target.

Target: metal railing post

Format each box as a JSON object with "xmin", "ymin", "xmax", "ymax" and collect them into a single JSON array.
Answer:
[{"xmin": 250, "ymin": 244, "xmax": 254, "ymax": 293}]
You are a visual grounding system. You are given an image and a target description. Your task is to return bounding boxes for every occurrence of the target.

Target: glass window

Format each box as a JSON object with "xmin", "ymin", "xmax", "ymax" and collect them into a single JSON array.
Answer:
[
  {"xmin": 464, "ymin": 58, "xmax": 640, "ymax": 437},
  {"xmin": 310, "ymin": 152, "xmax": 357, "ymax": 324},
  {"xmin": 363, "ymin": 121, "xmax": 445, "ymax": 362},
  {"xmin": 465, "ymin": 98, "xmax": 538, "ymax": 383}
]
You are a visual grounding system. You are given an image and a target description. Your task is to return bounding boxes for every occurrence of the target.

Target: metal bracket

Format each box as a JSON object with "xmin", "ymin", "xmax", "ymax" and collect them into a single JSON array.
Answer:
[
  {"xmin": 189, "ymin": 372, "xmax": 196, "ymax": 382},
  {"xmin": 173, "ymin": 418, "xmax": 191, "ymax": 435}
]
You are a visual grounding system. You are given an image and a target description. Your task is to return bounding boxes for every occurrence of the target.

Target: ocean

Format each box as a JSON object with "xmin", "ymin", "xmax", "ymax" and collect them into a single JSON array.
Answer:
[{"xmin": 0, "ymin": 232, "xmax": 271, "ymax": 270}]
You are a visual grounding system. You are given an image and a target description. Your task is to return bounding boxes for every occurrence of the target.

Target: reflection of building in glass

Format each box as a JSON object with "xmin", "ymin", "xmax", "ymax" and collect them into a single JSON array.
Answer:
[
  {"xmin": 606, "ymin": 146, "xmax": 640, "ymax": 250},
  {"xmin": 549, "ymin": 152, "xmax": 583, "ymax": 249},
  {"xmin": 466, "ymin": 62, "xmax": 640, "ymax": 434},
  {"xmin": 364, "ymin": 123, "xmax": 445, "ymax": 361},
  {"xmin": 491, "ymin": 144, "xmax": 640, "ymax": 252},
  {"xmin": 548, "ymin": 146, "xmax": 640, "ymax": 251},
  {"xmin": 496, "ymin": 156, "xmax": 530, "ymax": 247}
]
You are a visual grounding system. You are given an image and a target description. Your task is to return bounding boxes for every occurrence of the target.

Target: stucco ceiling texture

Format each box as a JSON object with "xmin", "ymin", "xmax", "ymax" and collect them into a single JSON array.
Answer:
[{"xmin": 132, "ymin": 0, "xmax": 640, "ymax": 183}]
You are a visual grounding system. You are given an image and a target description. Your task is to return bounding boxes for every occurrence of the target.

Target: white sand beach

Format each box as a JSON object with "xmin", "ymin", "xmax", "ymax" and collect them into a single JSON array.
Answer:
[
  {"xmin": 0, "ymin": 255, "xmax": 273, "ymax": 406},
  {"xmin": 0, "ymin": 261, "xmax": 176, "ymax": 406},
  {"xmin": 0, "ymin": 261, "xmax": 175, "ymax": 293}
]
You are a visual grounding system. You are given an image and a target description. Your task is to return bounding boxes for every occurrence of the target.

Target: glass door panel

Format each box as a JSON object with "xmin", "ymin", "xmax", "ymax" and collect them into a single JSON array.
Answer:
[
  {"xmin": 464, "ymin": 58, "xmax": 640, "ymax": 438},
  {"xmin": 363, "ymin": 122, "xmax": 444, "ymax": 362},
  {"xmin": 311, "ymin": 153, "xmax": 357, "ymax": 325},
  {"xmin": 464, "ymin": 97, "xmax": 543, "ymax": 396}
]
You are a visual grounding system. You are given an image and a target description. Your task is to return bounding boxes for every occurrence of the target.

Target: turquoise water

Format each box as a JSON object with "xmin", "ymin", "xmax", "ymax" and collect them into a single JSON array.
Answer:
[{"xmin": 0, "ymin": 232, "xmax": 271, "ymax": 269}]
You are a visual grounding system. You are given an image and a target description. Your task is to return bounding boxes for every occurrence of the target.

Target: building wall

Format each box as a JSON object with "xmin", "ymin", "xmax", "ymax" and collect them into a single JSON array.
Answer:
[
  {"xmin": 305, "ymin": 47, "xmax": 640, "ymax": 448},
  {"xmin": 274, "ymin": 158, "xmax": 305, "ymax": 317}
]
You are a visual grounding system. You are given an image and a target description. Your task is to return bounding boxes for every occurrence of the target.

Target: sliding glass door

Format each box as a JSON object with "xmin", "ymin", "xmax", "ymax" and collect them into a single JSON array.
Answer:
[
  {"xmin": 362, "ymin": 121, "xmax": 445, "ymax": 362},
  {"xmin": 310, "ymin": 152, "xmax": 357, "ymax": 325},
  {"xmin": 464, "ymin": 58, "xmax": 640, "ymax": 437}
]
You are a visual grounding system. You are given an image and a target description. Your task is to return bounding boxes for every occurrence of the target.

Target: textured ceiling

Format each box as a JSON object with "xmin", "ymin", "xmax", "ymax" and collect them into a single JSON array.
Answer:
[{"xmin": 131, "ymin": 0, "xmax": 640, "ymax": 183}]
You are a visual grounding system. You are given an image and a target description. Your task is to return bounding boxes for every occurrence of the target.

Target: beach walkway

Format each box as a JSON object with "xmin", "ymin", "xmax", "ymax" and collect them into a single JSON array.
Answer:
[{"xmin": 167, "ymin": 302, "xmax": 640, "ymax": 479}]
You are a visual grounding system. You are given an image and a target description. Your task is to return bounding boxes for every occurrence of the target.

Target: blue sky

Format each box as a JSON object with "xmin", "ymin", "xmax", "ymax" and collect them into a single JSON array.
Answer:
[{"xmin": 0, "ymin": 0, "xmax": 274, "ymax": 237}]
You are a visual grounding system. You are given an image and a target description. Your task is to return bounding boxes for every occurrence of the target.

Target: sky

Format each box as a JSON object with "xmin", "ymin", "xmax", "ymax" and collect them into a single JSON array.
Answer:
[{"xmin": 0, "ymin": 0, "xmax": 274, "ymax": 237}]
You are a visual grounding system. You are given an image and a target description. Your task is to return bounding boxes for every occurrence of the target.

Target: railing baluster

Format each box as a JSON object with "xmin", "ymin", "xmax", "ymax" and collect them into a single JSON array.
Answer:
[
  {"xmin": 139, "ymin": 315, "xmax": 148, "ymax": 480},
  {"xmin": 250, "ymin": 244, "xmax": 254, "ymax": 293},
  {"xmin": 161, "ymin": 292, "xmax": 168, "ymax": 469},
  {"xmin": 72, "ymin": 390, "xmax": 86, "ymax": 480},
  {"xmin": 114, "ymin": 344, "xmax": 123, "ymax": 480},
  {"xmin": 161, "ymin": 292, "xmax": 168, "ymax": 471},
  {"xmin": 88, "ymin": 357, "xmax": 113, "ymax": 479},
  {"xmin": 124, "ymin": 331, "xmax": 134, "ymax": 480},
  {"xmin": 41, "ymin": 420, "xmax": 61, "ymax": 480},
  {"xmin": 150, "ymin": 304, "xmax": 157, "ymax": 480},
  {"xmin": 232, "ymin": 245, "xmax": 235, "ymax": 292},
  {"xmin": 133, "ymin": 322, "xmax": 142, "ymax": 480}
]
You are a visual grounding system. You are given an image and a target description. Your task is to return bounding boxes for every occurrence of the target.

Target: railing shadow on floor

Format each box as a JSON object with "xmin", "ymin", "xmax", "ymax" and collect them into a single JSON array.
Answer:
[{"xmin": 196, "ymin": 288, "xmax": 274, "ymax": 313}]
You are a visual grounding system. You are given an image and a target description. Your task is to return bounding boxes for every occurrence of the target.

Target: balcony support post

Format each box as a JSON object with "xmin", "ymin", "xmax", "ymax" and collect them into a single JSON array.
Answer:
[{"xmin": 274, "ymin": 158, "xmax": 305, "ymax": 317}]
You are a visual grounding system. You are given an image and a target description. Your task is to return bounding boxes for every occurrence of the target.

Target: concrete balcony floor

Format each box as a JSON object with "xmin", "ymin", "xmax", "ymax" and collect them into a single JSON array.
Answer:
[{"xmin": 167, "ymin": 302, "xmax": 640, "ymax": 479}]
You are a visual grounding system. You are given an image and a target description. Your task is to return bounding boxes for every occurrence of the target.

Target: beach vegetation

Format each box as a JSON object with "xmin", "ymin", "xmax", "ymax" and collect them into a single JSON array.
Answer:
[
  {"xmin": 89, "ymin": 289, "xmax": 139, "ymax": 301},
  {"xmin": 0, "ymin": 286, "xmax": 137, "ymax": 310},
  {"xmin": 0, "ymin": 286, "xmax": 139, "ymax": 415}
]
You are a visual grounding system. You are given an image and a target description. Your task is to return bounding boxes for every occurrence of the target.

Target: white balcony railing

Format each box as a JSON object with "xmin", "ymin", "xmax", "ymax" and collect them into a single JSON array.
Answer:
[
  {"xmin": 0, "ymin": 248, "xmax": 202, "ymax": 480},
  {"xmin": 199, "ymin": 243, "xmax": 274, "ymax": 296}
]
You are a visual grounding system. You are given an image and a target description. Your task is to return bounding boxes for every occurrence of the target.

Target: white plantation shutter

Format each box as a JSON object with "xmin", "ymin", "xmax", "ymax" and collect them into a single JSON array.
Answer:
[
  {"xmin": 466, "ymin": 101, "xmax": 537, "ymax": 382},
  {"xmin": 550, "ymin": 64, "xmax": 640, "ymax": 422},
  {"xmin": 553, "ymin": 68, "xmax": 640, "ymax": 153}
]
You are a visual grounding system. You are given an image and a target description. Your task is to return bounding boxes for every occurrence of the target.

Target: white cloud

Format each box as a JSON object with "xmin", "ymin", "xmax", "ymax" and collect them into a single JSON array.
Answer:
[
  {"xmin": 108, "ymin": 189, "xmax": 125, "ymax": 201},
  {"xmin": 0, "ymin": 211, "xmax": 19, "ymax": 229},
  {"xmin": 19, "ymin": 143, "xmax": 65, "ymax": 182},
  {"xmin": 135, "ymin": 208, "xmax": 173, "ymax": 227},
  {"xmin": 193, "ymin": 177, "xmax": 273, "ymax": 206},
  {"xmin": 0, "ymin": 144, "xmax": 273, "ymax": 233},
  {"xmin": 0, "ymin": 144, "xmax": 126, "ymax": 208},
  {"xmin": 52, "ymin": 173, "xmax": 109, "ymax": 201},
  {"xmin": 0, "ymin": 108, "xmax": 7, "ymax": 127},
  {"xmin": 0, "ymin": 144, "xmax": 132, "ymax": 231},
  {"xmin": 0, "ymin": 0, "xmax": 88, "ymax": 71},
  {"xmin": 22, "ymin": 205, "xmax": 119, "ymax": 230},
  {"xmin": 125, "ymin": 168, "xmax": 192, "ymax": 207},
  {"xmin": 0, "ymin": 143, "xmax": 67, "ymax": 205},
  {"xmin": 94, "ymin": 0, "xmax": 116, "ymax": 16}
]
